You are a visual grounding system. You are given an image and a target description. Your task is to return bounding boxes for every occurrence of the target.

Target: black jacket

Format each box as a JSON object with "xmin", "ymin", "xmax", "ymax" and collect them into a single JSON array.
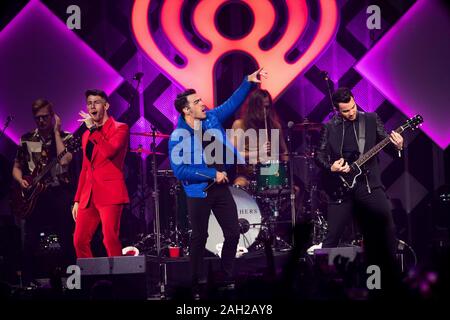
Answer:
[{"xmin": 315, "ymin": 112, "xmax": 398, "ymax": 197}]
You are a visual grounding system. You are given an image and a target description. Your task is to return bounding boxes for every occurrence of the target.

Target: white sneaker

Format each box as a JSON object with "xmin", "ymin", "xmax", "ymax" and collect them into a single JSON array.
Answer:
[{"xmin": 307, "ymin": 243, "xmax": 323, "ymax": 255}]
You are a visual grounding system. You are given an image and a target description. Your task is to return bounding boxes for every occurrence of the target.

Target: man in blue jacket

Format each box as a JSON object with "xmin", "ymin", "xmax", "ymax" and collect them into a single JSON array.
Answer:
[{"xmin": 169, "ymin": 68, "xmax": 267, "ymax": 296}]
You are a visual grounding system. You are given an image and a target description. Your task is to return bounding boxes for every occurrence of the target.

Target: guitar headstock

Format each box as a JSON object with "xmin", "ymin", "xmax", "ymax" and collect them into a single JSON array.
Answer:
[
  {"xmin": 65, "ymin": 136, "xmax": 82, "ymax": 153},
  {"xmin": 403, "ymin": 115, "xmax": 424, "ymax": 131}
]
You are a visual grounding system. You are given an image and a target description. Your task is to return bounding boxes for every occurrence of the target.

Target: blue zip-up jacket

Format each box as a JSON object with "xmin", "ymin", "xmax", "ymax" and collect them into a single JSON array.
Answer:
[{"xmin": 168, "ymin": 78, "xmax": 254, "ymax": 198}]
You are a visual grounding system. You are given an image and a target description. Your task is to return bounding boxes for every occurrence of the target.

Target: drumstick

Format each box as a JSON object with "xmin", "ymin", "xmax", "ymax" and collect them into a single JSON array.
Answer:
[
  {"xmin": 263, "ymin": 107, "xmax": 268, "ymax": 141},
  {"xmin": 263, "ymin": 107, "xmax": 269, "ymax": 157}
]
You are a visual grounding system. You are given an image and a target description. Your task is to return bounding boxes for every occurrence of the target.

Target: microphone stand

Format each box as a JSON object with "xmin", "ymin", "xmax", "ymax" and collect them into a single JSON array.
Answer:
[
  {"xmin": 151, "ymin": 126, "xmax": 161, "ymax": 257},
  {"xmin": 129, "ymin": 76, "xmax": 142, "ymax": 111},
  {"xmin": 287, "ymin": 124, "xmax": 296, "ymax": 246},
  {"xmin": 128, "ymin": 73, "xmax": 145, "ymax": 232},
  {"xmin": 150, "ymin": 124, "xmax": 166, "ymax": 299},
  {"xmin": 322, "ymin": 71, "xmax": 335, "ymax": 119}
]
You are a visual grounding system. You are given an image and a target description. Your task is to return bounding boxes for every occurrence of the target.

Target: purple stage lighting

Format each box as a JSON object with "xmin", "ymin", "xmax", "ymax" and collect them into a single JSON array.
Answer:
[
  {"xmin": 355, "ymin": 0, "xmax": 450, "ymax": 149},
  {"xmin": 0, "ymin": 0, "xmax": 123, "ymax": 144}
]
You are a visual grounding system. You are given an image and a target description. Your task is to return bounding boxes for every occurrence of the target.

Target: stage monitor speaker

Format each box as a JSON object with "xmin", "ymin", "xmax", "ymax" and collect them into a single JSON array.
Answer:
[{"xmin": 76, "ymin": 255, "xmax": 147, "ymax": 300}]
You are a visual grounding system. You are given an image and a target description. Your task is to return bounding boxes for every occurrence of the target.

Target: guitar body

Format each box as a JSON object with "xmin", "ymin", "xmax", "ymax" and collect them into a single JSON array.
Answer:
[
  {"xmin": 339, "ymin": 162, "xmax": 362, "ymax": 189},
  {"xmin": 321, "ymin": 162, "xmax": 362, "ymax": 202},
  {"xmin": 11, "ymin": 175, "xmax": 47, "ymax": 219},
  {"xmin": 10, "ymin": 135, "xmax": 81, "ymax": 219}
]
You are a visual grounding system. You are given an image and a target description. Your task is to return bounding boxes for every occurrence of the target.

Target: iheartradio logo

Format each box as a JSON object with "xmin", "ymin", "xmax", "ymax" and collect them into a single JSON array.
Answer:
[{"xmin": 132, "ymin": 0, "xmax": 339, "ymax": 107}]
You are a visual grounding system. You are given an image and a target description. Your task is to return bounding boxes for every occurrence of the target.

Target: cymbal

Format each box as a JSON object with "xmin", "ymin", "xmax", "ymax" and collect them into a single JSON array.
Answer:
[
  {"xmin": 130, "ymin": 148, "xmax": 166, "ymax": 155},
  {"xmin": 291, "ymin": 121, "xmax": 323, "ymax": 131},
  {"xmin": 130, "ymin": 131, "xmax": 170, "ymax": 138}
]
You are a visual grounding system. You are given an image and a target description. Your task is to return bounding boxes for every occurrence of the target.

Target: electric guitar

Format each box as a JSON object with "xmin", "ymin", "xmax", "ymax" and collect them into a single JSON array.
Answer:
[
  {"xmin": 338, "ymin": 115, "xmax": 423, "ymax": 189},
  {"xmin": 11, "ymin": 136, "xmax": 81, "ymax": 219}
]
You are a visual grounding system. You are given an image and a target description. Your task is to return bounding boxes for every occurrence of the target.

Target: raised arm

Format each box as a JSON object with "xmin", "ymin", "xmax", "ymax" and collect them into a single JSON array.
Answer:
[{"xmin": 209, "ymin": 68, "xmax": 267, "ymax": 124}]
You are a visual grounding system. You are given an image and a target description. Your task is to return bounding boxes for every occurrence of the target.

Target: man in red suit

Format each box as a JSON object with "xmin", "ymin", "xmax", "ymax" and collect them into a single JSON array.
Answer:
[{"xmin": 72, "ymin": 89, "xmax": 129, "ymax": 257}]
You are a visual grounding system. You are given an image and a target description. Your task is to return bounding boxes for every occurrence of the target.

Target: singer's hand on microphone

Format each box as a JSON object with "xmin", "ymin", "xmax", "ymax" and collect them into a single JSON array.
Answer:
[
  {"xmin": 77, "ymin": 111, "xmax": 95, "ymax": 130},
  {"xmin": 216, "ymin": 171, "xmax": 228, "ymax": 184}
]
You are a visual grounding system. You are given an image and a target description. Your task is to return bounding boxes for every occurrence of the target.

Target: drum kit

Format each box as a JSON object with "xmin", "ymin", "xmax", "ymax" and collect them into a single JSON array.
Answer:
[{"xmin": 127, "ymin": 119, "xmax": 330, "ymax": 258}]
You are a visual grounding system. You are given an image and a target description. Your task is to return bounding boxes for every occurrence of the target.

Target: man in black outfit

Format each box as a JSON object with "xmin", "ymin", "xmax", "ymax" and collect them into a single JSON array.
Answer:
[{"xmin": 315, "ymin": 88, "xmax": 404, "ymax": 293}]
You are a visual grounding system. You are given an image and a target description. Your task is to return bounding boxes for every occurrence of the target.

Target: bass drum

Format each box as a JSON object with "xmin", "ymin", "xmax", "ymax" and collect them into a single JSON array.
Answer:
[
  {"xmin": 255, "ymin": 160, "xmax": 290, "ymax": 196},
  {"xmin": 206, "ymin": 185, "xmax": 262, "ymax": 257}
]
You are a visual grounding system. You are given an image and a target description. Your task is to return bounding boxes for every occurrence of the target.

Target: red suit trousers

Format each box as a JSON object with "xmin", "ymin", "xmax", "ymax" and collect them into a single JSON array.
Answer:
[{"xmin": 73, "ymin": 201, "xmax": 123, "ymax": 258}]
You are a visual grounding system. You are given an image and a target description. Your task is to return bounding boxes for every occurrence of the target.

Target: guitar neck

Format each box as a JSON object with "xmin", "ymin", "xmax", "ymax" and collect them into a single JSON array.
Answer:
[
  {"xmin": 33, "ymin": 149, "xmax": 68, "ymax": 184},
  {"xmin": 355, "ymin": 126, "xmax": 403, "ymax": 167}
]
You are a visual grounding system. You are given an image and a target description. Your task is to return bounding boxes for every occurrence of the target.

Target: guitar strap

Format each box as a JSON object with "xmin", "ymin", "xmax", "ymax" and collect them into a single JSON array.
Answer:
[{"xmin": 358, "ymin": 111, "xmax": 366, "ymax": 155}]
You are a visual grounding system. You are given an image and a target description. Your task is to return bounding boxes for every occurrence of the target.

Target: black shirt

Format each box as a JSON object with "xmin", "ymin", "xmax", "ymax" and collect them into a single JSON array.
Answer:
[
  {"xmin": 86, "ymin": 126, "xmax": 102, "ymax": 161},
  {"xmin": 342, "ymin": 118, "xmax": 359, "ymax": 163}
]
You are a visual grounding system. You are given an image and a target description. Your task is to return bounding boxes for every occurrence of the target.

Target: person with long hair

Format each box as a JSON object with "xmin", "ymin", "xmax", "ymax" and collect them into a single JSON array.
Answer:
[{"xmin": 231, "ymin": 89, "xmax": 288, "ymax": 188}]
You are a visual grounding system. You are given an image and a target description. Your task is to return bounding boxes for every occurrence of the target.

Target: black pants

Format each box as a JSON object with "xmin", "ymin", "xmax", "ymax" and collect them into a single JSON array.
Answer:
[
  {"xmin": 323, "ymin": 182, "xmax": 397, "ymax": 267},
  {"xmin": 23, "ymin": 185, "xmax": 75, "ymax": 280},
  {"xmin": 186, "ymin": 184, "xmax": 240, "ymax": 284}
]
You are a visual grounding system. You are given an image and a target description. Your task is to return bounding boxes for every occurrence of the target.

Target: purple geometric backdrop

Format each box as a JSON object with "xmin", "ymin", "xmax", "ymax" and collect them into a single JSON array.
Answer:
[
  {"xmin": 0, "ymin": 0, "xmax": 123, "ymax": 143},
  {"xmin": 356, "ymin": 0, "xmax": 450, "ymax": 149},
  {"xmin": 1, "ymin": 0, "xmax": 449, "ymax": 256}
]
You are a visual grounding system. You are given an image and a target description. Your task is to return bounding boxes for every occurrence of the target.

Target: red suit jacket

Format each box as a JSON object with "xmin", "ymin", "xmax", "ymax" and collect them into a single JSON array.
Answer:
[{"xmin": 74, "ymin": 117, "xmax": 130, "ymax": 209}]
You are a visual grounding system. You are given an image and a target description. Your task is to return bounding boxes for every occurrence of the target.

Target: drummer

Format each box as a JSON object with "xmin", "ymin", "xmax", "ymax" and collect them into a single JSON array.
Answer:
[{"xmin": 230, "ymin": 89, "xmax": 289, "ymax": 188}]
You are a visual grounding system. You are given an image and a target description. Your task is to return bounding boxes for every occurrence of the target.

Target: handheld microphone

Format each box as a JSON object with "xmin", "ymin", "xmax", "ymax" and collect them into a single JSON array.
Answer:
[{"xmin": 204, "ymin": 171, "xmax": 227, "ymax": 192}]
